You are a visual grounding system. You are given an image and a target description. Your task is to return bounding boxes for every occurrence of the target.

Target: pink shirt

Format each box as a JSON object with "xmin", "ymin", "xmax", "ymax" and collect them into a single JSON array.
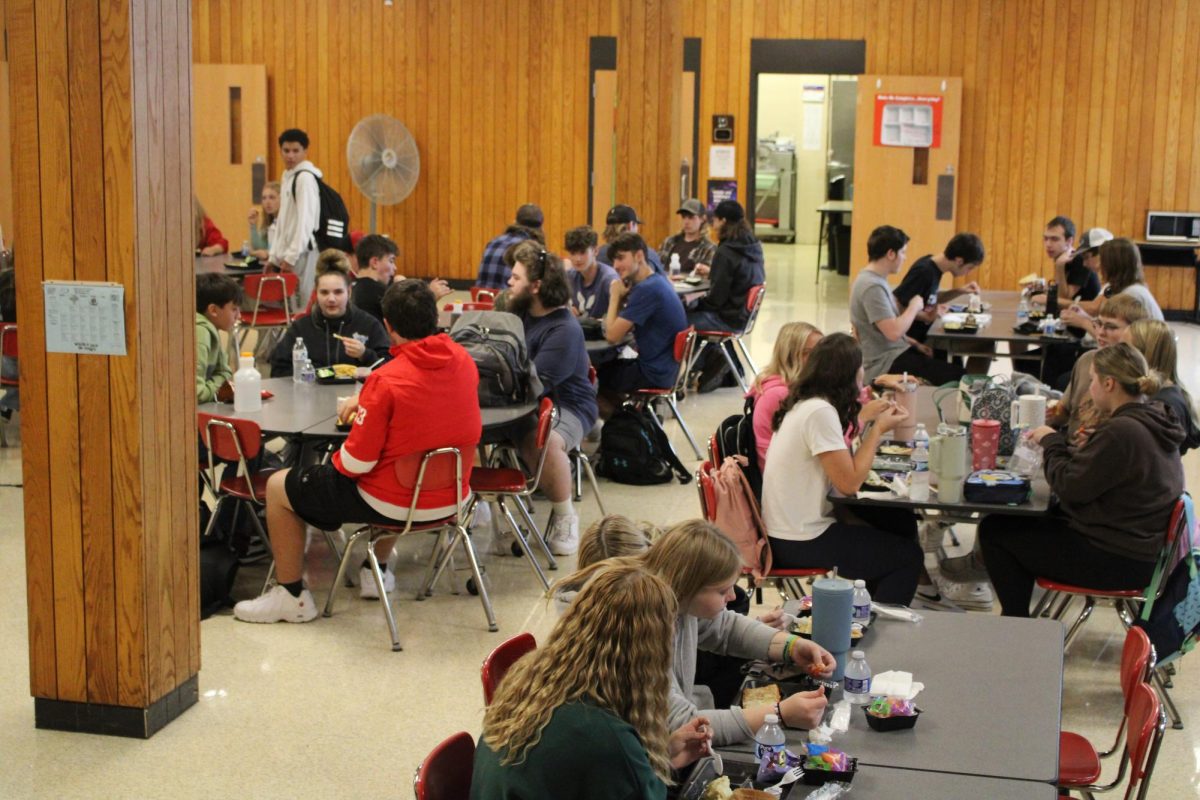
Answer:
[{"xmin": 750, "ymin": 375, "xmax": 789, "ymax": 467}]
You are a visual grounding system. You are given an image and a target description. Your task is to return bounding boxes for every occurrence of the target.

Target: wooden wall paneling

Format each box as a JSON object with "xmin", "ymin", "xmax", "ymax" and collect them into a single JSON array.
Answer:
[
  {"xmin": 68, "ymin": 0, "xmax": 118, "ymax": 705},
  {"xmin": 36, "ymin": 0, "xmax": 87, "ymax": 704},
  {"xmin": 1012, "ymin": 0, "xmax": 1040, "ymax": 294},
  {"xmin": 9, "ymin": 0, "xmax": 57, "ymax": 700}
]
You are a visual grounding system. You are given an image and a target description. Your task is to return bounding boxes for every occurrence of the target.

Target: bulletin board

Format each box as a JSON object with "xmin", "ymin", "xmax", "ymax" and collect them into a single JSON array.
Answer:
[{"xmin": 873, "ymin": 94, "xmax": 944, "ymax": 148}]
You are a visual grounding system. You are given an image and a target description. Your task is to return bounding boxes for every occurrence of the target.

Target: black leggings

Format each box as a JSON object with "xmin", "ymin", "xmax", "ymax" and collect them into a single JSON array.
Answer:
[
  {"xmin": 890, "ymin": 346, "xmax": 965, "ymax": 387},
  {"xmin": 768, "ymin": 507, "xmax": 922, "ymax": 605},
  {"xmin": 978, "ymin": 514, "xmax": 1156, "ymax": 617}
]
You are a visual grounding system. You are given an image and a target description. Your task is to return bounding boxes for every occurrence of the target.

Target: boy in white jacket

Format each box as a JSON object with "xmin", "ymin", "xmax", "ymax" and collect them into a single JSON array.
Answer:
[{"xmin": 270, "ymin": 128, "xmax": 321, "ymax": 308}]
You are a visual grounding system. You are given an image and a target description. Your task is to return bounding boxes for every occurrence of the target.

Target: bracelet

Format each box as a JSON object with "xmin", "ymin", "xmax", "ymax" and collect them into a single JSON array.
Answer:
[
  {"xmin": 780, "ymin": 634, "xmax": 799, "ymax": 664},
  {"xmin": 775, "ymin": 701, "xmax": 784, "ymax": 724}
]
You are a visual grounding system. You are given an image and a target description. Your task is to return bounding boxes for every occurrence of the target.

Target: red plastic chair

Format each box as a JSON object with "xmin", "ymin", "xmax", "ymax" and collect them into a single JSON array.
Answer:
[
  {"xmin": 197, "ymin": 413, "xmax": 278, "ymax": 582},
  {"xmin": 1057, "ymin": 627, "xmax": 1154, "ymax": 787},
  {"xmin": 322, "ymin": 447, "xmax": 496, "ymax": 650},
  {"xmin": 1059, "ymin": 683, "xmax": 1165, "ymax": 800},
  {"xmin": 688, "ymin": 284, "xmax": 766, "ymax": 392},
  {"xmin": 443, "ymin": 301, "xmax": 494, "ymax": 312},
  {"xmin": 632, "ymin": 326, "xmax": 702, "ymax": 460},
  {"xmin": 412, "ymin": 731, "xmax": 475, "ymax": 800},
  {"xmin": 1032, "ymin": 497, "xmax": 1188, "ymax": 727},
  {"xmin": 481, "ymin": 632, "xmax": 537, "ymax": 705},
  {"xmin": 470, "ymin": 286, "xmax": 498, "ymax": 303},
  {"xmin": 467, "ymin": 398, "xmax": 559, "ymax": 591},
  {"xmin": 0, "ymin": 324, "xmax": 16, "ymax": 447},
  {"xmin": 696, "ymin": 459, "xmax": 825, "ymax": 602},
  {"xmin": 238, "ymin": 272, "xmax": 299, "ymax": 348}
]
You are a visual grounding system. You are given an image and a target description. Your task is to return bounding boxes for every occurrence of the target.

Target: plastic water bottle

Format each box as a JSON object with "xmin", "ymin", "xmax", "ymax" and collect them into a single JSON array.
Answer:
[
  {"xmin": 669, "ymin": 252, "xmax": 682, "ymax": 279},
  {"xmin": 1017, "ymin": 295, "xmax": 1030, "ymax": 322},
  {"xmin": 911, "ymin": 424, "xmax": 930, "ymax": 469},
  {"xmin": 844, "ymin": 651, "xmax": 872, "ymax": 705},
  {"xmin": 753, "ymin": 713, "xmax": 787, "ymax": 764},
  {"xmin": 298, "ymin": 359, "xmax": 317, "ymax": 385},
  {"xmin": 233, "ymin": 353, "xmax": 262, "ymax": 412},
  {"xmin": 292, "ymin": 337, "xmax": 308, "ymax": 384},
  {"xmin": 852, "ymin": 579, "xmax": 872, "ymax": 627}
]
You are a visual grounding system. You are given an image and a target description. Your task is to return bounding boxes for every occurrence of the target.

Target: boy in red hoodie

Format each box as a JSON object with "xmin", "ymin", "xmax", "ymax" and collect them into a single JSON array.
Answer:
[{"xmin": 235, "ymin": 280, "xmax": 482, "ymax": 623}]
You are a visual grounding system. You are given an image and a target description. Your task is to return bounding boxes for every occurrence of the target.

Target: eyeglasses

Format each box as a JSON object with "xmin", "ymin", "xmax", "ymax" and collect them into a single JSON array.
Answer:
[{"xmin": 1097, "ymin": 321, "xmax": 1127, "ymax": 333}]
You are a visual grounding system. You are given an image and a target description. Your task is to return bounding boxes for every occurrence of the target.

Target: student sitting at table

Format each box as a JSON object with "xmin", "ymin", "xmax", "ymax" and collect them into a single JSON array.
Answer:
[
  {"xmin": 596, "ymin": 233, "xmax": 688, "ymax": 412},
  {"xmin": 750, "ymin": 321, "xmax": 823, "ymax": 467},
  {"xmin": 501, "ymin": 241, "xmax": 600, "ymax": 556},
  {"xmin": 979, "ymin": 343, "xmax": 1184, "ymax": 617},
  {"xmin": 563, "ymin": 225, "xmax": 619, "ymax": 319},
  {"xmin": 270, "ymin": 260, "xmax": 389, "ymax": 377},
  {"xmin": 1063, "ymin": 238, "xmax": 1165, "ymax": 335},
  {"xmin": 472, "ymin": 560, "xmax": 714, "ymax": 798},
  {"xmin": 351, "ymin": 234, "xmax": 452, "ymax": 325},
  {"xmin": 475, "ymin": 204, "xmax": 545, "ymax": 290},
  {"xmin": 659, "ymin": 198, "xmax": 717, "ymax": 276},
  {"xmin": 551, "ymin": 514, "xmax": 659, "ymax": 614},
  {"xmin": 247, "ymin": 181, "xmax": 280, "ymax": 261},
  {"xmin": 892, "ymin": 232, "xmax": 985, "ymax": 349},
  {"xmin": 1047, "ymin": 293, "xmax": 1150, "ymax": 445},
  {"xmin": 761, "ymin": 333, "xmax": 924, "ymax": 605},
  {"xmin": 234, "ymin": 280, "xmax": 483, "ymax": 621},
  {"xmin": 688, "ymin": 200, "xmax": 765, "ymax": 393},
  {"xmin": 596, "ymin": 204, "xmax": 664, "ymax": 273},
  {"xmin": 850, "ymin": 225, "xmax": 965, "ymax": 385},
  {"xmin": 1126, "ymin": 319, "xmax": 1200, "ymax": 454},
  {"xmin": 194, "ymin": 274, "xmax": 240, "ymax": 403},
  {"xmin": 194, "ymin": 197, "xmax": 228, "ymax": 256},
  {"xmin": 638, "ymin": 520, "xmax": 833, "ymax": 746}
]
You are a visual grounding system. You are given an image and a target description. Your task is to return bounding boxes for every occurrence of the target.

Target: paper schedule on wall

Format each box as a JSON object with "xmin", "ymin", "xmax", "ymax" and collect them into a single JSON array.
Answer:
[{"xmin": 43, "ymin": 281, "xmax": 127, "ymax": 356}]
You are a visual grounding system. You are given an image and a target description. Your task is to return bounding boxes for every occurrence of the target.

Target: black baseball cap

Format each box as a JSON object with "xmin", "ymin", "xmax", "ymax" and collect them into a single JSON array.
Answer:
[
  {"xmin": 606, "ymin": 204, "xmax": 642, "ymax": 225},
  {"xmin": 713, "ymin": 200, "xmax": 745, "ymax": 223}
]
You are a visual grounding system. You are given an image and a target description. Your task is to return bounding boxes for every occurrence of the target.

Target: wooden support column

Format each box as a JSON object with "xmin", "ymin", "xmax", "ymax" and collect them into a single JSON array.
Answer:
[
  {"xmin": 9, "ymin": 0, "xmax": 199, "ymax": 737},
  {"xmin": 615, "ymin": 0, "xmax": 682, "ymax": 239}
]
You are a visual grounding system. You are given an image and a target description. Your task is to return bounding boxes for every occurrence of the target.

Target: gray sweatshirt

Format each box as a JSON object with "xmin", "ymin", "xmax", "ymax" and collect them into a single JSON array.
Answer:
[{"xmin": 668, "ymin": 610, "xmax": 778, "ymax": 745}]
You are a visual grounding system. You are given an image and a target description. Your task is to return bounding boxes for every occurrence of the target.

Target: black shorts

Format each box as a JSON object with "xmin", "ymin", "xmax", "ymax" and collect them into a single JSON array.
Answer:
[
  {"xmin": 596, "ymin": 359, "xmax": 654, "ymax": 393},
  {"xmin": 284, "ymin": 463, "xmax": 406, "ymax": 532}
]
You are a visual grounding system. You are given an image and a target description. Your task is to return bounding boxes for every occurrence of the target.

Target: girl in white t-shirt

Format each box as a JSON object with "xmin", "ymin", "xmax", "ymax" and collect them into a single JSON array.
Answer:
[{"xmin": 760, "ymin": 333, "xmax": 923, "ymax": 604}]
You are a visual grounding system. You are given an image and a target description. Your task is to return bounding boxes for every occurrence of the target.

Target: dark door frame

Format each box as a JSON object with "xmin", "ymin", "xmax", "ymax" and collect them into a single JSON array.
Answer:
[
  {"xmin": 684, "ymin": 37, "xmax": 701, "ymax": 201},
  {"xmin": 746, "ymin": 39, "xmax": 866, "ymax": 225},
  {"xmin": 587, "ymin": 36, "xmax": 617, "ymax": 225}
]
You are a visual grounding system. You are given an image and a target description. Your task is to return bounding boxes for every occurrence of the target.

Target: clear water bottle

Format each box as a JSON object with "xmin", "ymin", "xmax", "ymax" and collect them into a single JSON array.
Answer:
[
  {"xmin": 852, "ymin": 579, "xmax": 872, "ymax": 626},
  {"xmin": 298, "ymin": 359, "xmax": 317, "ymax": 385},
  {"xmin": 1017, "ymin": 295, "xmax": 1030, "ymax": 322},
  {"xmin": 233, "ymin": 353, "xmax": 262, "ymax": 412},
  {"xmin": 844, "ymin": 650, "xmax": 872, "ymax": 705},
  {"xmin": 911, "ymin": 423, "xmax": 930, "ymax": 469},
  {"xmin": 669, "ymin": 252, "xmax": 682, "ymax": 279},
  {"xmin": 753, "ymin": 713, "xmax": 787, "ymax": 764},
  {"xmin": 292, "ymin": 337, "xmax": 308, "ymax": 384}
]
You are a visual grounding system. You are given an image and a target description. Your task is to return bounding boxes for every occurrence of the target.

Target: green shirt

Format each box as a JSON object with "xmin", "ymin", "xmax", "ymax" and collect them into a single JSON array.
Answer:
[
  {"xmin": 195, "ymin": 312, "xmax": 232, "ymax": 403},
  {"xmin": 470, "ymin": 701, "xmax": 666, "ymax": 800}
]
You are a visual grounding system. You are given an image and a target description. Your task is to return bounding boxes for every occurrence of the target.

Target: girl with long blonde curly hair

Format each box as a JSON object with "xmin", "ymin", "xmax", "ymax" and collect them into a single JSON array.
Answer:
[{"xmin": 473, "ymin": 560, "xmax": 710, "ymax": 796}]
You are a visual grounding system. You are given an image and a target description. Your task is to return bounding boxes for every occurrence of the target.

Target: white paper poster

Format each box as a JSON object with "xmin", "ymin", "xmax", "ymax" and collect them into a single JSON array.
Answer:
[
  {"xmin": 709, "ymin": 145, "xmax": 736, "ymax": 178},
  {"xmin": 803, "ymin": 104, "xmax": 825, "ymax": 151},
  {"xmin": 43, "ymin": 281, "xmax": 127, "ymax": 356}
]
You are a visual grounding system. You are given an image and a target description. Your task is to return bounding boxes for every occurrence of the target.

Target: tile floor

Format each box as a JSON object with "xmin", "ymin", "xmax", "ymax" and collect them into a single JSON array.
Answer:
[{"xmin": 0, "ymin": 244, "xmax": 1196, "ymax": 797}]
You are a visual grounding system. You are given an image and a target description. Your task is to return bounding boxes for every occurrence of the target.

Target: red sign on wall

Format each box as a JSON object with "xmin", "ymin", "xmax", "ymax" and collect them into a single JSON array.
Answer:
[{"xmin": 873, "ymin": 94, "xmax": 944, "ymax": 148}]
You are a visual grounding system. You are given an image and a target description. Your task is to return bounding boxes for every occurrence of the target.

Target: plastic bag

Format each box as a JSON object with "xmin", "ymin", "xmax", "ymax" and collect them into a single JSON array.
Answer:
[{"xmin": 1008, "ymin": 432, "xmax": 1043, "ymax": 477}]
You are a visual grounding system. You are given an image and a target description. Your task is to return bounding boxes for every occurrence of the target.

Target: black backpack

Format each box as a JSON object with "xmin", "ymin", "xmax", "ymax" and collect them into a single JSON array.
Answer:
[
  {"xmin": 450, "ymin": 311, "xmax": 544, "ymax": 407},
  {"xmin": 199, "ymin": 537, "xmax": 238, "ymax": 620},
  {"xmin": 597, "ymin": 403, "xmax": 691, "ymax": 485},
  {"xmin": 292, "ymin": 168, "xmax": 352, "ymax": 252},
  {"xmin": 714, "ymin": 395, "xmax": 762, "ymax": 498}
]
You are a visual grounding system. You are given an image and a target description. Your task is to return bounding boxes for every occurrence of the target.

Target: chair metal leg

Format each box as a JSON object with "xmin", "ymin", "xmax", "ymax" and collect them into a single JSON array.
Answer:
[
  {"xmin": 578, "ymin": 452, "xmax": 606, "ymax": 515},
  {"xmin": 1031, "ymin": 589, "xmax": 1057, "ymax": 618},
  {"xmin": 364, "ymin": 538, "xmax": 402, "ymax": 651},
  {"xmin": 322, "ymin": 525, "xmax": 370, "ymax": 617},
  {"xmin": 571, "ymin": 451, "xmax": 583, "ymax": 501},
  {"xmin": 1050, "ymin": 593, "xmax": 1075, "ymax": 621},
  {"xmin": 1062, "ymin": 596, "xmax": 1097, "ymax": 651},
  {"xmin": 733, "ymin": 337, "xmax": 759, "ymax": 376},
  {"xmin": 686, "ymin": 340, "xmax": 710, "ymax": 379},
  {"xmin": 718, "ymin": 341, "xmax": 749, "ymax": 392},
  {"xmin": 455, "ymin": 525, "xmax": 499, "ymax": 632},
  {"xmin": 497, "ymin": 500, "xmax": 552, "ymax": 590},
  {"xmin": 664, "ymin": 395, "xmax": 703, "ymax": 459},
  {"xmin": 511, "ymin": 498, "xmax": 558, "ymax": 572},
  {"xmin": 1152, "ymin": 667, "xmax": 1185, "ymax": 729},
  {"xmin": 418, "ymin": 528, "xmax": 452, "ymax": 599}
]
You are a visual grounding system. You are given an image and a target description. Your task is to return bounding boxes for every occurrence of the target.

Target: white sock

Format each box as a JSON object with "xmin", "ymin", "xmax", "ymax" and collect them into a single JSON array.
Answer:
[{"xmin": 552, "ymin": 499, "xmax": 575, "ymax": 519}]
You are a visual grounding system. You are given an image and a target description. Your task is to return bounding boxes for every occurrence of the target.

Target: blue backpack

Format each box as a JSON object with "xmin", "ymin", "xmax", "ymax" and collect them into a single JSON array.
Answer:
[{"xmin": 1135, "ymin": 495, "xmax": 1200, "ymax": 667}]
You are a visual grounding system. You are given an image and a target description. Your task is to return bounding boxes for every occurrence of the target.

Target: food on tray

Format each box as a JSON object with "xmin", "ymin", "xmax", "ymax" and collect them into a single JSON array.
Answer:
[
  {"xmin": 1017, "ymin": 273, "xmax": 1042, "ymax": 286},
  {"xmin": 792, "ymin": 616, "xmax": 863, "ymax": 640},
  {"xmin": 867, "ymin": 696, "xmax": 917, "ymax": 718},
  {"xmin": 730, "ymin": 789, "xmax": 775, "ymax": 800},
  {"xmin": 701, "ymin": 776, "xmax": 732, "ymax": 800},
  {"xmin": 331, "ymin": 363, "xmax": 358, "ymax": 379},
  {"xmin": 741, "ymin": 684, "xmax": 782, "ymax": 708},
  {"xmin": 878, "ymin": 445, "xmax": 912, "ymax": 456},
  {"xmin": 864, "ymin": 470, "xmax": 889, "ymax": 488}
]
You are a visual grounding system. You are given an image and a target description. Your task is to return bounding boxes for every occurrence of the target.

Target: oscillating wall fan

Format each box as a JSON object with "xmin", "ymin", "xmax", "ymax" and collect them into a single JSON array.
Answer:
[{"xmin": 346, "ymin": 114, "xmax": 420, "ymax": 233}]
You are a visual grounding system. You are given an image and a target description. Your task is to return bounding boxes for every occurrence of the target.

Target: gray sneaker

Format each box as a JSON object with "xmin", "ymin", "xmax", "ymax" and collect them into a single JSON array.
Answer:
[{"xmin": 935, "ymin": 576, "xmax": 994, "ymax": 612}]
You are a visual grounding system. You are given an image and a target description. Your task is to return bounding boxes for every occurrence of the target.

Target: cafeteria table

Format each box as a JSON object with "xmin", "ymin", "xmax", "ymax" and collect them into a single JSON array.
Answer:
[
  {"xmin": 719, "ymin": 610, "xmax": 1064, "ymax": 785},
  {"xmin": 701, "ymin": 751, "xmax": 1056, "ymax": 799},
  {"xmin": 195, "ymin": 253, "xmax": 265, "ymax": 277},
  {"xmin": 926, "ymin": 290, "xmax": 1083, "ymax": 374},
  {"xmin": 196, "ymin": 376, "xmax": 348, "ymax": 437}
]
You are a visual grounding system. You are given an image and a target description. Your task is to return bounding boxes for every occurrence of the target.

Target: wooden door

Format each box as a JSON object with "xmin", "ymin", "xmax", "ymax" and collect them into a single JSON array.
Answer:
[
  {"xmin": 849, "ymin": 76, "xmax": 962, "ymax": 284},
  {"xmin": 192, "ymin": 64, "xmax": 268, "ymax": 252},
  {"xmin": 591, "ymin": 70, "xmax": 617, "ymax": 230}
]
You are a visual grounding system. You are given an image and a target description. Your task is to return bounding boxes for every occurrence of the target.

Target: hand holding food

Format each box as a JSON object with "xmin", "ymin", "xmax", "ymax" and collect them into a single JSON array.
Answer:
[
  {"xmin": 334, "ymin": 333, "xmax": 366, "ymax": 359},
  {"xmin": 336, "ymin": 394, "xmax": 360, "ymax": 424},
  {"xmin": 780, "ymin": 688, "xmax": 828, "ymax": 729},
  {"xmin": 874, "ymin": 402, "xmax": 910, "ymax": 434},
  {"xmin": 859, "ymin": 397, "xmax": 893, "ymax": 423},
  {"xmin": 755, "ymin": 606, "xmax": 792, "ymax": 630},
  {"xmin": 789, "ymin": 639, "xmax": 836, "ymax": 676},
  {"xmin": 668, "ymin": 716, "xmax": 712, "ymax": 769}
]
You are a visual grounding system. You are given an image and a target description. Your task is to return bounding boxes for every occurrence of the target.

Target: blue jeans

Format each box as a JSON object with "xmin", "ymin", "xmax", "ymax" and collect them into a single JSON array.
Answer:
[
  {"xmin": 686, "ymin": 308, "xmax": 739, "ymax": 334},
  {"xmin": 1, "ymin": 355, "xmax": 18, "ymax": 412}
]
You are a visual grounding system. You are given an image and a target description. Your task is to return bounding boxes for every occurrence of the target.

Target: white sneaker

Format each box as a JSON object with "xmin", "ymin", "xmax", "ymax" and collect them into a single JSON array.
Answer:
[
  {"xmin": 487, "ymin": 528, "xmax": 518, "ymax": 556},
  {"xmin": 233, "ymin": 584, "xmax": 318, "ymax": 623},
  {"xmin": 547, "ymin": 514, "xmax": 580, "ymax": 556},
  {"xmin": 359, "ymin": 566, "xmax": 396, "ymax": 600},
  {"xmin": 935, "ymin": 576, "xmax": 994, "ymax": 611},
  {"xmin": 919, "ymin": 520, "xmax": 953, "ymax": 554}
]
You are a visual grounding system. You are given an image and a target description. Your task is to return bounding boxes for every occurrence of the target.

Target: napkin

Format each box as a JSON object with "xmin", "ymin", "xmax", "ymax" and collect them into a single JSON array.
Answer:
[
  {"xmin": 942, "ymin": 312, "xmax": 992, "ymax": 326},
  {"xmin": 870, "ymin": 670, "xmax": 924, "ymax": 700}
]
